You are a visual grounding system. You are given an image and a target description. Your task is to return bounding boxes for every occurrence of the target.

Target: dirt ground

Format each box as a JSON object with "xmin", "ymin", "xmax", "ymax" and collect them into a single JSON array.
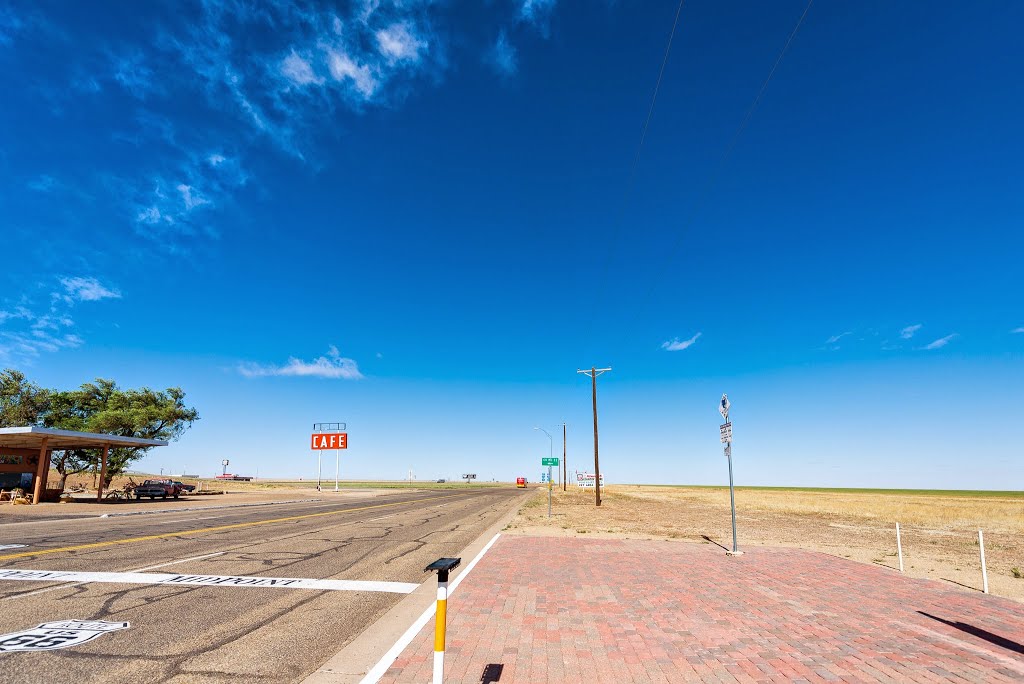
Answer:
[{"xmin": 507, "ymin": 484, "xmax": 1024, "ymax": 602}]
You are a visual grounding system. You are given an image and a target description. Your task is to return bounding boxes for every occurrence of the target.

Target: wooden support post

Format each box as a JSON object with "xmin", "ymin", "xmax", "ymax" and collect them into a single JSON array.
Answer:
[
  {"xmin": 32, "ymin": 437, "xmax": 49, "ymax": 504},
  {"xmin": 97, "ymin": 444, "xmax": 109, "ymax": 502}
]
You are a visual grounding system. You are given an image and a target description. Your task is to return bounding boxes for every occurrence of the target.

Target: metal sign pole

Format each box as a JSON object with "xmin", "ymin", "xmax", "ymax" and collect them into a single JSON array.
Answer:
[
  {"xmin": 727, "ymin": 442, "xmax": 739, "ymax": 554},
  {"xmin": 548, "ymin": 464, "xmax": 552, "ymax": 518},
  {"xmin": 720, "ymin": 394, "xmax": 741, "ymax": 555},
  {"xmin": 335, "ymin": 449, "xmax": 340, "ymax": 492},
  {"xmin": 317, "ymin": 453, "xmax": 322, "ymax": 492}
]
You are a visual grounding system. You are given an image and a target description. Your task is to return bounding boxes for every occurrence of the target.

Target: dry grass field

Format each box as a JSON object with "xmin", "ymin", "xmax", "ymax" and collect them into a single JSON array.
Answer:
[{"xmin": 508, "ymin": 484, "xmax": 1024, "ymax": 602}]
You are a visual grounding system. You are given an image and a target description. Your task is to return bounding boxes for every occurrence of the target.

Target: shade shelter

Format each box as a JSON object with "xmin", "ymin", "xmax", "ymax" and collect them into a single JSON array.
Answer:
[{"xmin": 0, "ymin": 427, "xmax": 168, "ymax": 503}]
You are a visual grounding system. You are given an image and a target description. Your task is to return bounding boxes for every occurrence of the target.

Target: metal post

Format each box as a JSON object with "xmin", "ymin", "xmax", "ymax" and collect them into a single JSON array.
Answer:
[
  {"xmin": 592, "ymin": 368, "xmax": 601, "ymax": 507},
  {"xmin": 317, "ymin": 452, "xmax": 322, "ymax": 492},
  {"xmin": 562, "ymin": 423, "xmax": 567, "ymax": 492},
  {"xmin": 979, "ymin": 529, "xmax": 989, "ymax": 594},
  {"xmin": 896, "ymin": 522, "xmax": 904, "ymax": 572},
  {"xmin": 726, "ymin": 443, "xmax": 739, "ymax": 554},
  {"xmin": 547, "ymin": 464, "xmax": 552, "ymax": 518},
  {"xmin": 335, "ymin": 449, "xmax": 340, "ymax": 492}
]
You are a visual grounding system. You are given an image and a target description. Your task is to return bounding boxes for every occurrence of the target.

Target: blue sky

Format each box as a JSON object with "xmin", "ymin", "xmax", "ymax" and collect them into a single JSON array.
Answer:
[{"xmin": 1, "ymin": 1, "xmax": 1022, "ymax": 488}]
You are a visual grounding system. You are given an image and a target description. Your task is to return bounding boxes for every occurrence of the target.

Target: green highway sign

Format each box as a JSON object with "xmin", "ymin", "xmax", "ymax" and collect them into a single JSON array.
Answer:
[{"xmin": 542, "ymin": 457, "xmax": 559, "ymax": 466}]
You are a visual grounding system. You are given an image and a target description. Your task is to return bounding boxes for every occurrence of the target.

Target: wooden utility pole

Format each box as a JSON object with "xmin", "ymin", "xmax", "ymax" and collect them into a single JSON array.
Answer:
[{"xmin": 577, "ymin": 367, "xmax": 611, "ymax": 506}]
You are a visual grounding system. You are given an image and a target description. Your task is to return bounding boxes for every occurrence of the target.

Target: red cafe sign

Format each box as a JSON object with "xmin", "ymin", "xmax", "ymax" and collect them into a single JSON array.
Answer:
[{"xmin": 311, "ymin": 433, "xmax": 348, "ymax": 450}]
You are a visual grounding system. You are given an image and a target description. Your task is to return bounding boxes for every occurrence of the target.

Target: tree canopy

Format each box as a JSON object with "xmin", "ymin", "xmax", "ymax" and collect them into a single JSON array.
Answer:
[{"xmin": 0, "ymin": 369, "xmax": 199, "ymax": 487}]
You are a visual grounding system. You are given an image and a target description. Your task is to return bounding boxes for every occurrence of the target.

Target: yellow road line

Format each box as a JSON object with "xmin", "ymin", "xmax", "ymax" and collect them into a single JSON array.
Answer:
[{"xmin": 0, "ymin": 493, "xmax": 468, "ymax": 562}]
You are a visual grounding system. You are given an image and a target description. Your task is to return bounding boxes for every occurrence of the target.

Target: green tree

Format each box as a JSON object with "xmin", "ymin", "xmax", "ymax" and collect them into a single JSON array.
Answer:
[
  {"xmin": 0, "ymin": 369, "xmax": 51, "ymax": 427},
  {"xmin": 44, "ymin": 379, "xmax": 199, "ymax": 488}
]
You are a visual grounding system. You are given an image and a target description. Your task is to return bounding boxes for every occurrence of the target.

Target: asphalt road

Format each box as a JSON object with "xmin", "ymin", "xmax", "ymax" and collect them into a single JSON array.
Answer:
[{"xmin": 0, "ymin": 488, "xmax": 526, "ymax": 683}]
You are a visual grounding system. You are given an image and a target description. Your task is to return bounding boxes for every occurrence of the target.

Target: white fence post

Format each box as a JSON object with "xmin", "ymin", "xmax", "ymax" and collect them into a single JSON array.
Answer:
[
  {"xmin": 979, "ymin": 529, "xmax": 989, "ymax": 594},
  {"xmin": 896, "ymin": 522, "xmax": 904, "ymax": 573}
]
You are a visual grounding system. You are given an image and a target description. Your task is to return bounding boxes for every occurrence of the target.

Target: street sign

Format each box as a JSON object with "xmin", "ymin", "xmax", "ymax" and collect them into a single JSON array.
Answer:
[
  {"xmin": 719, "ymin": 394, "xmax": 730, "ymax": 420},
  {"xmin": 719, "ymin": 422, "xmax": 732, "ymax": 443},
  {"xmin": 541, "ymin": 457, "xmax": 559, "ymax": 466},
  {"xmin": 311, "ymin": 433, "xmax": 348, "ymax": 450}
]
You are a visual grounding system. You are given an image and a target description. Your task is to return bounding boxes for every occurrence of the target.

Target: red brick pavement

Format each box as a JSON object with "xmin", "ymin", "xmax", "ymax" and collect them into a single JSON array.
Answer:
[{"xmin": 379, "ymin": 535, "xmax": 1024, "ymax": 683}]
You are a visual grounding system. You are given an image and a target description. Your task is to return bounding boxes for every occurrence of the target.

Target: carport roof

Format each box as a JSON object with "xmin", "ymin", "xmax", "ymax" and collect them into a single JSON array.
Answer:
[{"xmin": 0, "ymin": 426, "xmax": 168, "ymax": 450}]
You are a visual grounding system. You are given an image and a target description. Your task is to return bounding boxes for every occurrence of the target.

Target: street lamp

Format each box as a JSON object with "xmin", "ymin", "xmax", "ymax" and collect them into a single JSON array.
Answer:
[{"xmin": 534, "ymin": 427, "xmax": 554, "ymax": 518}]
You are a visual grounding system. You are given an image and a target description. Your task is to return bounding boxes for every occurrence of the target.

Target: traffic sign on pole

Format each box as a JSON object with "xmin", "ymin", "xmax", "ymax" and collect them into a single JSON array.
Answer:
[
  {"xmin": 541, "ymin": 457, "xmax": 559, "ymax": 466},
  {"xmin": 719, "ymin": 422, "xmax": 732, "ymax": 444},
  {"xmin": 719, "ymin": 394, "xmax": 730, "ymax": 420}
]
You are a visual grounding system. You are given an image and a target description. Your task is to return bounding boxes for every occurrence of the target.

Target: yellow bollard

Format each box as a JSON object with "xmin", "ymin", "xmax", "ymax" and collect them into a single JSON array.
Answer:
[{"xmin": 425, "ymin": 557, "xmax": 461, "ymax": 684}]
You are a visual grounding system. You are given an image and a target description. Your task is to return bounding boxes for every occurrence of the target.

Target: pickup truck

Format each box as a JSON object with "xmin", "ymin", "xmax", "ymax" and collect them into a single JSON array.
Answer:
[{"xmin": 134, "ymin": 479, "xmax": 184, "ymax": 500}]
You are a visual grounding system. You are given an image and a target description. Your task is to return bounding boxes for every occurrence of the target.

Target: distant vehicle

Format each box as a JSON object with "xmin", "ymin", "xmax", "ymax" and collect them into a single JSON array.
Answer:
[
  {"xmin": 436, "ymin": 479, "xmax": 446, "ymax": 483},
  {"xmin": 516, "ymin": 477, "xmax": 527, "ymax": 488},
  {"xmin": 215, "ymin": 474, "xmax": 253, "ymax": 481},
  {"xmin": 134, "ymin": 479, "xmax": 184, "ymax": 500},
  {"xmin": 172, "ymin": 481, "xmax": 196, "ymax": 492}
]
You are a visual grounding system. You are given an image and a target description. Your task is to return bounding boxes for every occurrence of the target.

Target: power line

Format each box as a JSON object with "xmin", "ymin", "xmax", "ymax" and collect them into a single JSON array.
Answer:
[
  {"xmin": 612, "ymin": 0, "xmax": 816, "ymax": 356},
  {"xmin": 583, "ymin": 0, "xmax": 687, "ymax": 362}
]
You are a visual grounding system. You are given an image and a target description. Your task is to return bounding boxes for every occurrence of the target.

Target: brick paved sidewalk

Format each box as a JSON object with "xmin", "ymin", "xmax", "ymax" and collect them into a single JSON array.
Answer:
[{"xmin": 380, "ymin": 535, "xmax": 1024, "ymax": 683}]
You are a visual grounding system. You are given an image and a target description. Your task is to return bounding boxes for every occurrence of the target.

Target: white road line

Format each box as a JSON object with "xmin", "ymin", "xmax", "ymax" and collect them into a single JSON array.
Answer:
[
  {"xmin": 0, "ymin": 545, "xmax": 27, "ymax": 551},
  {"xmin": 0, "ymin": 568, "xmax": 417, "ymax": 594},
  {"xmin": 358, "ymin": 533, "xmax": 502, "ymax": 684},
  {"xmin": 1, "ymin": 551, "xmax": 226, "ymax": 601}
]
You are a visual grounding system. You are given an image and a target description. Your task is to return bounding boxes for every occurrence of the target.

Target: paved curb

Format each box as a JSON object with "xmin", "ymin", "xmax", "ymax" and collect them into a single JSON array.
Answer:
[
  {"xmin": 301, "ymin": 492, "xmax": 528, "ymax": 684},
  {"xmin": 96, "ymin": 498, "xmax": 324, "ymax": 518}
]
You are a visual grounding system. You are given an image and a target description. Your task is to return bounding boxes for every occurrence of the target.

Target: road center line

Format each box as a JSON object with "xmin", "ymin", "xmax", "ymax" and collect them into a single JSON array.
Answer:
[
  {"xmin": 0, "ymin": 493, "xmax": 468, "ymax": 562},
  {"xmin": 0, "ymin": 568, "xmax": 417, "ymax": 594}
]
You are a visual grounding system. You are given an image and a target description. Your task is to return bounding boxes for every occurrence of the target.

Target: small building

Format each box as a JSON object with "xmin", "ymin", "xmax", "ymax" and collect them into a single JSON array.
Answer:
[{"xmin": 0, "ymin": 427, "xmax": 167, "ymax": 503}]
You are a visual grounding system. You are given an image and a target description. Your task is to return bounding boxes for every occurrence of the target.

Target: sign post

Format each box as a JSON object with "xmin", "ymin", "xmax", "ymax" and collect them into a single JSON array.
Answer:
[
  {"xmin": 719, "ymin": 394, "xmax": 741, "ymax": 555},
  {"xmin": 311, "ymin": 424, "xmax": 347, "ymax": 494},
  {"xmin": 542, "ymin": 457, "xmax": 559, "ymax": 518}
]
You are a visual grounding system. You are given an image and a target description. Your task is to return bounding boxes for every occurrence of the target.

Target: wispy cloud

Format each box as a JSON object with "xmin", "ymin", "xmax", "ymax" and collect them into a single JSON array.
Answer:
[
  {"xmin": 899, "ymin": 324, "xmax": 922, "ymax": 339},
  {"xmin": 489, "ymin": 30, "xmax": 517, "ymax": 76},
  {"xmin": 519, "ymin": 0, "xmax": 557, "ymax": 27},
  {"xmin": 59, "ymin": 277, "xmax": 121, "ymax": 303},
  {"xmin": 922, "ymin": 333, "xmax": 957, "ymax": 350},
  {"xmin": 238, "ymin": 346, "xmax": 363, "ymax": 380},
  {"xmin": 661, "ymin": 332, "xmax": 702, "ymax": 352},
  {"xmin": 825, "ymin": 332, "xmax": 851, "ymax": 345},
  {"xmin": 0, "ymin": 7, "xmax": 24, "ymax": 46},
  {"xmin": 0, "ymin": 277, "xmax": 118, "ymax": 364},
  {"xmin": 1011, "ymin": 327, "xmax": 1024, "ymax": 334}
]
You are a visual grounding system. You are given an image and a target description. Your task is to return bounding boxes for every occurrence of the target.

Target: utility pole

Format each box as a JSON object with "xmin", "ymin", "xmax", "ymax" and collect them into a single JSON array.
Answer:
[{"xmin": 577, "ymin": 367, "xmax": 611, "ymax": 506}]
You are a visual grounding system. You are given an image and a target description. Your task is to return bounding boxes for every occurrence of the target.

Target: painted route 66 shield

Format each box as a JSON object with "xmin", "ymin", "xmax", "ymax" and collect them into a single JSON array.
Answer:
[{"xmin": 0, "ymin": 620, "xmax": 130, "ymax": 652}]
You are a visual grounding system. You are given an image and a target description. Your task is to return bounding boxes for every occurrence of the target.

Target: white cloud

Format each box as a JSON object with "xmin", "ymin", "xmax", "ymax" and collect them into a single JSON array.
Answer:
[
  {"xmin": 327, "ymin": 49, "xmax": 378, "ymax": 98},
  {"xmin": 60, "ymin": 277, "xmax": 122, "ymax": 302},
  {"xmin": 520, "ymin": 0, "xmax": 557, "ymax": 24},
  {"xmin": 825, "ymin": 332, "xmax": 851, "ymax": 345},
  {"xmin": 490, "ymin": 30, "xmax": 517, "ymax": 75},
  {"xmin": 899, "ymin": 324, "xmax": 922, "ymax": 339},
  {"xmin": 112, "ymin": 52, "xmax": 155, "ymax": 98},
  {"xmin": 0, "ymin": 277, "xmax": 117, "ymax": 364},
  {"xmin": 177, "ymin": 184, "xmax": 211, "ymax": 211},
  {"xmin": 280, "ymin": 50, "xmax": 322, "ymax": 86},
  {"xmin": 922, "ymin": 333, "xmax": 957, "ymax": 350},
  {"xmin": 238, "ymin": 346, "xmax": 363, "ymax": 380},
  {"xmin": 207, "ymin": 153, "xmax": 226, "ymax": 166},
  {"xmin": 376, "ymin": 23, "xmax": 426, "ymax": 64},
  {"xmin": 1011, "ymin": 327, "xmax": 1024, "ymax": 334},
  {"xmin": 661, "ymin": 332, "xmax": 702, "ymax": 352}
]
